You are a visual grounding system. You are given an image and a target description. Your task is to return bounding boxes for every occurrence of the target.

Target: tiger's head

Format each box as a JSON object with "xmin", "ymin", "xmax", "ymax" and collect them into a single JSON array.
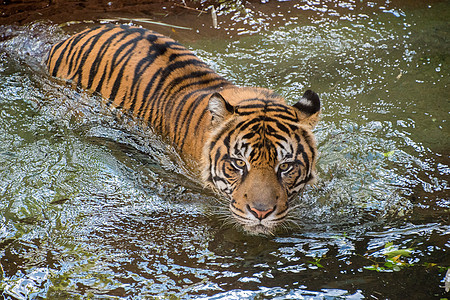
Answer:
[{"xmin": 203, "ymin": 87, "xmax": 320, "ymax": 235}]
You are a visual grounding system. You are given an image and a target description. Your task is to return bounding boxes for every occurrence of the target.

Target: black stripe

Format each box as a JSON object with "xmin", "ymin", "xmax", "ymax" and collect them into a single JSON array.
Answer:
[
  {"xmin": 131, "ymin": 39, "xmax": 190, "ymax": 116},
  {"xmin": 302, "ymin": 130, "xmax": 316, "ymax": 163},
  {"xmin": 275, "ymin": 207, "xmax": 288, "ymax": 217},
  {"xmin": 168, "ymin": 51, "xmax": 197, "ymax": 62},
  {"xmin": 126, "ymin": 58, "xmax": 152, "ymax": 112},
  {"xmin": 295, "ymin": 132, "xmax": 310, "ymax": 174},
  {"xmin": 296, "ymin": 174, "xmax": 312, "ymax": 186},
  {"xmin": 150, "ymin": 59, "xmax": 211, "ymax": 121},
  {"xmin": 269, "ymin": 133, "xmax": 289, "ymax": 144},
  {"xmin": 212, "ymin": 176, "xmax": 228, "ymax": 185},
  {"xmin": 137, "ymin": 67, "xmax": 163, "ymax": 120},
  {"xmin": 61, "ymin": 28, "xmax": 100, "ymax": 74},
  {"xmin": 174, "ymin": 83, "xmax": 230, "ymax": 151},
  {"xmin": 87, "ymin": 29, "xmax": 135, "ymax": 90},
  {"xmin": 67, "ymin": 27, "xmax": 110, "ymax": 75},
  {"xmin": 119, "ymin": 23, "xmax": 147, "ymax": 35},
  {"xmin": 68, "ymin": 26, "xmax": 115, "ymax": 83},
  {"xmin": 167, "ymin": 77, "xmax": 226, "ymax": 138},
  {"xmin": 160, "ymin": 71, "xmax": 218, "ymax": 119},
  {"xmin": 171, "ymin": 93, "xmax": 209, "ymax": 146},
  {"xmin": 236, "ymin": 107, "xmax": 294, "ymax": 116},
  {"xmin": 107, "ymin": 36, "xmax": 142, "ymax": 103},
  {"xmin": 46, "ymin": 39, "xmax": 65, "ymax": 67},
  {"xmin": 50, "ymin": 30, "xmax": 87, "ymax": 76},
  {"xmin": 208, "ymin": 116, "xmax": 251, "ymax": 152},
  {"xmin": 242, "ymin": 132, "xmax": 256, "ymax": 140},
  {"xmin": 94, "ymin": 59, "xmax": 110, "ymax": 94},
  {"xmin": 275, "ymin": 122, "xmax": 290, "ymax": 135},
  {"xmin": 231, "ymin": 203, "xmax": 246, "ymax": 215},
  {"xmin": 237, "ymin": 102, "xmax": 287, "ymax": 110}
]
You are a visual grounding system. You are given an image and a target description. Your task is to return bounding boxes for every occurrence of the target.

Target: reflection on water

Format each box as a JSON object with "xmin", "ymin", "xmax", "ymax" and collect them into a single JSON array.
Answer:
[{"xmin": 1, "ymin": 0, "xmax": 449, "ymax": 299}]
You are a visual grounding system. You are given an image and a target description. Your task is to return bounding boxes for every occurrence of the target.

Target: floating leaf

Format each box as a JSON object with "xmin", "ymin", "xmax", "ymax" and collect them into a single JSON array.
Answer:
[
  {"xmin": 307, "ymin": 258, "xmax": 324, "ymax": 268},
  {"xmin": 390, "ymin": 254, "xmax": 402, "ymax": 263},
  {"xmin": 383, "ymin": 249, "xmax": 412, "ymax": 258},
  {"xmin": 364, "ymin": 265, "xmax": 385, "ymax": 272},
  {"xmin": 383, "ymin": 150, "xmax": 395, "ymax": 157}
]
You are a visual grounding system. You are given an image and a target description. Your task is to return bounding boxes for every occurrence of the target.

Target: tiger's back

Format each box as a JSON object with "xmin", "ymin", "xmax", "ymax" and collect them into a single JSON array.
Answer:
[{"xmin": 47, "ymin": 24, "xmax": 231, "ymax": 160}]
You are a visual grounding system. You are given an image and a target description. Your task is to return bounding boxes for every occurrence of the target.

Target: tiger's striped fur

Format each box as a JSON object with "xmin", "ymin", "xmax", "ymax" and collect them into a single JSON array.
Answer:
[{"xmin": 46, "ymin": 24, "xmax": 321, "ymax": 235}]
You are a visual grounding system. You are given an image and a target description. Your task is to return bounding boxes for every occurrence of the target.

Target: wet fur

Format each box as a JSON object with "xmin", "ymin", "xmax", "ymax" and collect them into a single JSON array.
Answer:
[{"xmin": 47, "ymin": 24, "xmax": 321, "ymax": 235}]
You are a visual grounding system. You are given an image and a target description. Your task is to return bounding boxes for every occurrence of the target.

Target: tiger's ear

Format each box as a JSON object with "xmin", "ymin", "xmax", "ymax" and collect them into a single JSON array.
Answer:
[
  {"xmin": 293, "ymin": 90, "xmax": 321, "ymax": 128},
  {"xmin": 208, "ymin": 92, "xmax": 235, "ymax": 124}
]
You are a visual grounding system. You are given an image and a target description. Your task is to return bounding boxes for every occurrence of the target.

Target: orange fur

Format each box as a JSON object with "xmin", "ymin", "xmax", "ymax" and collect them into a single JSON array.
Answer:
[{"xmin": 47, "ymin": 24, "xmax": 321, "ymax": 235}]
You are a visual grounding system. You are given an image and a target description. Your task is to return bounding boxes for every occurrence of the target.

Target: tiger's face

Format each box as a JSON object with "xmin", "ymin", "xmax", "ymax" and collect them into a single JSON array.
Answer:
[{"xmin": 203, "ymin": 88, "xmax": 320, "ymax": 235}]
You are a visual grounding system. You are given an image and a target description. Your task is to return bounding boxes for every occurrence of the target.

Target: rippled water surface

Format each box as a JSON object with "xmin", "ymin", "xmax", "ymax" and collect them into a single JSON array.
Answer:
[{"xmin": 1, "ymin": 0, "xmax": 449, "ymax": 299}]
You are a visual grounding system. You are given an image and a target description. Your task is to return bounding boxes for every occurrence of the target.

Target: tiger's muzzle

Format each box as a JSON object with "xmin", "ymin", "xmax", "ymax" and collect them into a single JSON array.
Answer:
[{"xmin": 229, "ymin": 167, "xmax": 288, "ymax": 235}]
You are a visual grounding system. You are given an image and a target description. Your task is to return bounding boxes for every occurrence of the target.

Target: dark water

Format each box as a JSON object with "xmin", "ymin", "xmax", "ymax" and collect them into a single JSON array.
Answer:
[{"xmin": 1, "ymin": 0, "xmax": 449, "ymax": 299}]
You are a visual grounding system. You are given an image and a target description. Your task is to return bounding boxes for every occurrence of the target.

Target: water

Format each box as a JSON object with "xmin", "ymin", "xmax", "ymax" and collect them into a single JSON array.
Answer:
[{"xmin": 1, "ymin": 1, "xmax": 449, "ymax": 299}]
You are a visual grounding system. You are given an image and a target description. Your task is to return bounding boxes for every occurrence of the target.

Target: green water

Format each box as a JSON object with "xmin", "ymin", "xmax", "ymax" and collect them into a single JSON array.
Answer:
[{"xmin": 1, "ymin": 1, "xmax": 449, "ymax": 299}]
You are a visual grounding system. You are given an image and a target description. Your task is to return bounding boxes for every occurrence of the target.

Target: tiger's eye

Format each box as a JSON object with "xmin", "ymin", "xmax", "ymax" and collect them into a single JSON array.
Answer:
[
  {"xmin": 235, "ymin": 159, "xmax": 246, "ymax": 168},
  {"xmin": 279, "ymin": 163, "xmax": 290, "ymax": 172}
]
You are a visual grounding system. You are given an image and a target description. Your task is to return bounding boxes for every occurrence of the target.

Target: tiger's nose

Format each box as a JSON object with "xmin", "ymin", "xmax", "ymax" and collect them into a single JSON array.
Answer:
[{"xmin": 247, "ymin": 204, "xmax": 276, "ymax": 220}]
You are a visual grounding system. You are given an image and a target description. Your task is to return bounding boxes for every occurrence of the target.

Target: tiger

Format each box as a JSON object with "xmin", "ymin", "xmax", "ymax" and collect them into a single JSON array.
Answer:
[{"xmin": 46, "ymin": 24, "xmax": 321, "ymax": 235}]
